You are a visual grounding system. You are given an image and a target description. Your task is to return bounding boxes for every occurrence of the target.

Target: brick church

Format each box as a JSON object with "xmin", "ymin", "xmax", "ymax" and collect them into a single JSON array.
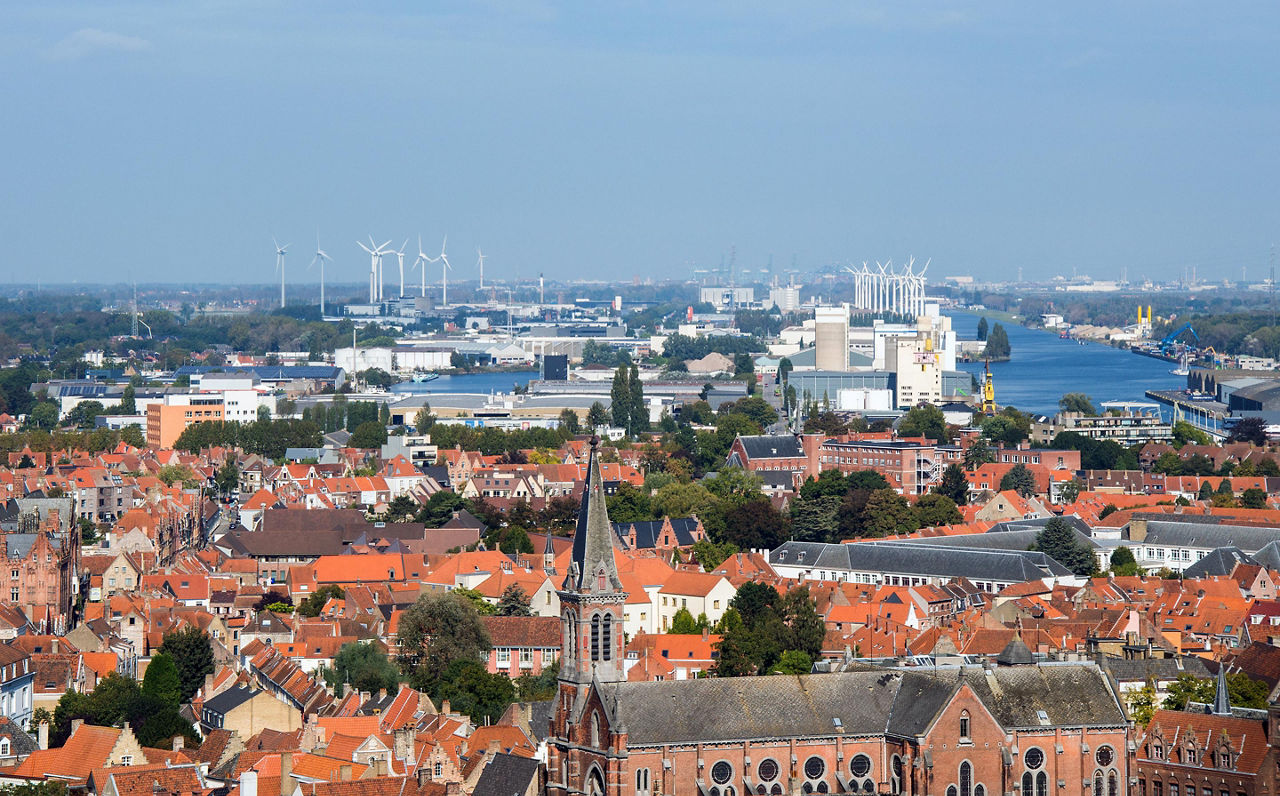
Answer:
[{"xmin": 549, "ymin": 440, "xmax": 1137, "ymax": 796}]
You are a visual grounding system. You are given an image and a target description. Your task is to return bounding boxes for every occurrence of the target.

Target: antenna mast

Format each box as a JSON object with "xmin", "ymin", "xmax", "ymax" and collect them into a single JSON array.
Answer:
[{"xmin": 131, "ymin": 282, "xmax": 139, "ymax": 338}]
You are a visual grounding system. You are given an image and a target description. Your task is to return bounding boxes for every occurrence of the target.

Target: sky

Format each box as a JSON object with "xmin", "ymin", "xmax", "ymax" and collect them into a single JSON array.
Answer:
[{"xmin": 2, "ymin": 2, "xmax": 1279, "ymax": 288}]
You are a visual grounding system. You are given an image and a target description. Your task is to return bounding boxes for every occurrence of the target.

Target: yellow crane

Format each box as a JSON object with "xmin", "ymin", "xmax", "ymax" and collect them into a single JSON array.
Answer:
[{"xmin": 981, "ymin": 359, "xmax": 997, "ymax": 416}]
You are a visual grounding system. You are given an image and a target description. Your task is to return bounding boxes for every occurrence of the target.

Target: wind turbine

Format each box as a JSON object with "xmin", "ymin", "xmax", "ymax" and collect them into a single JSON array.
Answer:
[
  {"xmin": 393, "ymin": 239, "xmax": 409, "ymax": 298},
  {"xmin": 438, "ymin": 236, "xmax": 452, "ymax": 307},
  {"xmin": 357, "ymin": 237, "xmax": 393, "ymax": 303},
  {"xmin": 476, "ymin": 247, "xmax": 487, "ymax": 290},
  {"xmin": 310, "ymin": 234, "xmax": 333, "ymax": 314},
  {"xmin": 412, "ymin": 235, "xmax": 436, "ymax": 298},
  {"xmin": 273, "ymin": 237, "xmax": 289, "ymax": 308}
]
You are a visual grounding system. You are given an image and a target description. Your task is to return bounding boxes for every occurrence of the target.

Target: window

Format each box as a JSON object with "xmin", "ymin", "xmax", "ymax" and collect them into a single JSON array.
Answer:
[
  {"xmin": 712, "ymin": 762, "xmax": 733, "ymax": 786},
  {"xmin": 591, "ymin": 614, "xmax": 601, "ymax": 661},
  {"xmin": 1024, "ymin": 748, "xmax": 1044, "ymax": 770},
  {"xmin": 543, "ymin": 649, "xmax": 555, "ymax": 664},
  {"xmin": 120, "ymin": 755, "xmax": 133, "ymax": 766},
  {"xmin": 960, "ymin": 762, "xmax": 972, "ymax": 796},
  {"xmin": 434, "ymin": 763, "xmax": 442, "ymax": 778},
  {"xmin": 947, "ymin": 788, "xmax": 958, "ymax": 796},
  {"xmin": 603, "ymin": 616, "xmax": 613, "ymax": 661},
  {"xmin": 1036, "ymin": 772, "xmax": 1047, "ymax": 796},
  {"xmin": 0, "ymin": 739, "xmax": 8, "ymax": 756},
  {"xmin": 520, "ymin": 649, "xmax": 532, "ymax": 664},
  {"xmin": 636, "ymin": 768, "xmax": 651, "ymax": 796},
  {"xmin": 496, "ymin": 649, "xmax": 510, "ymax": 665},
  {"xmin": 804, "ymin": 756, "xmax": 825, "ymax": 781},
  {"xmin": 850, "ymin": 755, "xmax": 872, "ymax": 779},
  {"xmin": 757, "ymin": 759, "xmax": 779, "ymax": 782},
  {"xmin": 1169, "ymin": 784, "xmax": 1178, "ymax": 796},
  {"xmin": 1096, "ymin": 746, "xmax": 1114, "ymax": 767},
  {"xmin": 974, "ymin": 787, "xmax": 985, "ymax": 796},
  {"xmin": 959, "ymin": 711, "xmax": 970, "ymax": 740}
]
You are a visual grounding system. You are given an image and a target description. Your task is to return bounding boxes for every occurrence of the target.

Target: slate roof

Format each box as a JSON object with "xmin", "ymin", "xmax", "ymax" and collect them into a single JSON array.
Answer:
[
  {"xmin": 1183, "ymin": 547, "xmax": 1256, "ymax": 578},
  {"xmin": 597, "ymin": 664, "xmax": 1124, "ymax": 746},
  {"xmin": 893, "ymin": 526, "xmax": 1099, "ymax": 553},
  {"xmin": 1139, "ymin": 520, "xmax": 1280, "ymax": 553},
  {"xmin": 1100, "ymin": 654, "xmax": 1211, "ymax": 684},
  {"xmin": 472, "ymin": 752, "xmax": 541, "ymax": 796},
  {"xmin": 770, "ymin": 541, "xmax": 1072, "ymax": 582},
  {"xmin": 735, "ymin": 435, "xmax": 805, "ymax": 460},
  {"xmin": 0, "ymin": 715, "xmax": 38, "ymax": 758},
  {"xmin": 612, "ymin": 518, "xmax": 702, "ymax": 549},
  {"xmin": 204, "ymin": 685, "xmax": 258, "ymax": 715}
]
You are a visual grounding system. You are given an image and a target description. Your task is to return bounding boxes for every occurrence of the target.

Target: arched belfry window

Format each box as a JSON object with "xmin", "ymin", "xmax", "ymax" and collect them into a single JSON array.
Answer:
[
  {"xmin": 602, "ymin": 615, "xmax": 613, "ymax": 661},
  {"xmin": 590, "ymin": 614, "xmax": 601, "ymax": 661}
]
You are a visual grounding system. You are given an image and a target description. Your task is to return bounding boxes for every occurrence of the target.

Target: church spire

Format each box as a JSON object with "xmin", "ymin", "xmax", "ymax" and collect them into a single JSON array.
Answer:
[
  {"xmin": 1213, "ymin": 664, "xmax": 1232, "ymax": 715},
  {"xmin": 564, "ymin": 436, "xmax": 622, "ymax": 593}
]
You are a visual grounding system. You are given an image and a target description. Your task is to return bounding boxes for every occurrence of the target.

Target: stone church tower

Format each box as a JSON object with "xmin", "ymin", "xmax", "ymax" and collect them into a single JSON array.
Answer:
[{"xmin": 549, "ymin": 438, "xmax": 627, "ymax": 795}]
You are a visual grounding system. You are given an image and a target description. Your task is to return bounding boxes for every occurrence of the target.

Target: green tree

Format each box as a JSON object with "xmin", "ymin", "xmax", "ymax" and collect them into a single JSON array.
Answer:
[
  {"xmin": 452, "ymin": 586, "xmax": 498, "ymax": 615},
  {"xmin": 611, "ymin": 365, "xmax": 631, "ymax": 433},
  {"xmin": 999, "ymin": 463, "xmax": 1037, "ymax": 497},
  {"xmin": 607, "ymin": 481, "xmax": 654, "ymax": 522},
  {"xmin": 897, "ymin": 404, "xmax": 948, "ymax": 442},
  {"xmin": 1161, "ymin": 672, "xmax": 1269, "ymax": 711},
  {"xmin": 976, "ymin": 317, "xmax": 989, "ymax": 341},
  {"xmin": 1059, "ymin": 392, "xmax": 1096, "ymax": 415},
  {"xmin": 1241, "ymin": 487, "xmax": 1268, "ymax": 509},
  {"xmin": 432, "ymin": 659, "xmax": 515, "ymax": 724},
  {"xmin": 65, "ymin": 400, "xmax": 105, "ymax": 430},
  {"xmin": 962, "ymin": 438, "xmax": 995, "ymax": 470},
  {"xmin": 296, "ymin": 584, "xmax": 344, "ymax": 617},
  {"xmin": 1172, "ymin": 420, "xmax": 1211, "ymax": 448},
  {"xmin": 914, "ymin": 493, "xmax": 962, "ymax": 528},
  {"xmin": 586, "ymin": 401, "xmax": 610, "ymax": 430},
  {"xmin": 1197, "ymin": 481, "xmax": 1214, "ymax": 501},
  {"xmin": 215, "ymin": 459, "xmax": 239, "ymax": 497},
  {"xmin": 325, "ymin": 642, "xmax": 400, "ymax": 695},
  {"xmin": 984, "ymin": 323, "xmax": 1011, "ymax": 359},
  {"xmin": 935, "ymin": 463, "xmax": 970, "ymax": 506},
  {"xmin": 1227, "ymin": 416, "xmax": 1267, "ymax": 446},
  {"xmin": 141, "ymin": 652, "xmax": 182, "ymax": 710},
  {"xmin": 350, "ymin": 420, "xmax": 388, "ymax": 449},
  {"xmin": 397, "ymin": 592, "xmax": 492, "ymax": 691},
  {"xmin": 771, "ymin": 650, "xmax": 813, "ymax": 675},
  {"xmin": 558, "ymin": 408, "xmax": 580, "ymax": 434},
  {"xmin": 860, "ymin": 489, "xmax": 920, "ymax": 537},
  {"xmin": 1127, "ymin": 684, "xmax": 1157, "ymax": 726},
  {"xmin": 497, "ymin": 584, "xmax": 533, "ymax": 617},
  {"xmin": 1110, "ymin": 546, "xmax": 1140, "ymax": 576},
  {"xmin": 414, "ymin": 406, "xmax": 435, "ymax": 434},
  {"xmin": 629, "ymin": 363, "xmax": 648, "ymax": 432},
  {"xmin": 669, "ymin": 607, "xmax": 705, "ymax": 634},
  {"xmin": 158, "ymin": 626, "xmax": 214, "ymax": 703},
  {"xmin": 1031, "ymin": 517, "xmax": 1097, "ymax": 576},
  {"xmin": 691, "ymin": 537, "xmax": 737, "ymax": 571},
  {"xmin": 1059, "ymin": 478, "xmax": 1083, "ymax": 504},
  {"xmin": 789, "ymin": 494, "xmax": 840, "ymax": 543}
]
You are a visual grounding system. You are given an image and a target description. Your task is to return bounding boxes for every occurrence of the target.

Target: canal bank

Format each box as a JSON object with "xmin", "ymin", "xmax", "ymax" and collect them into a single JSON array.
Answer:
[{"xmin": 946, "ymin": 310, "xmax": 1186, "ymax": 416}]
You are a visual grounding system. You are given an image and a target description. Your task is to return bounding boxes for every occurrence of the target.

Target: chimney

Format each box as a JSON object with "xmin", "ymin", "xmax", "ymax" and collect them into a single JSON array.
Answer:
[
  {"xmin": 416, "ymin": 768, "xmax": 430, "ymax": 787},
  {"xmin": 280, "ymin": 752, "xmax": 293, "ymax": 796},
  {"xmin": 441, "ymin": 699, "xmax": 451, "ymax": 715},
  {"xmin": 173, "ymin": 736, "xmax": 184, "ymax": 752},
  {"xmin": 71, "ymin": 718, "xmax": 83, "ymax": 734},
  {"xmin": 702, "ymin": 627, "xmax": 709, "ymax": 642},
  {"xmin": 51, "ymin": 638, "xmax": 59, "ymax": 654},
  {"xmin": 373, "ymin": 757, "xmax": 388, "ymax": 777},
  {"xmin": 487, "ymin": 739, "xmax": 501, "ymax": 758},
  {"xmin": 240, "ymin": 771, "xmax": 259, "ymax": 796},
  {"xmin": 37, "ymin": 721, "xmax": 48, "ymax": 750},
  {"xmin": 445, "ymin": 783, "xmax": 462, "ymax": 796},
  {"xmin": 338, "ymin": 765, "xmax": 352, "ymax": 782}
]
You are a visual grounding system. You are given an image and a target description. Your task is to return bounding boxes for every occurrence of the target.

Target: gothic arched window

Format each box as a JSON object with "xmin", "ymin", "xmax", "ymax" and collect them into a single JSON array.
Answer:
[
  {"xmin": 603, "ymin": 615, "xmax": 613, "ymax": 661},
  {"xmin": 590, "ymin": 614, "xmax": 601, "ymax": 661},
  {"xmin": 1107, "ymin": 771, "xmax": 1118, "ymax": 796},
  {"xmin": 959, "ymin": 710, "xmax": 971, "ymax": 740},
  {"xmin": 1036, "ymin": 771, "xmax": 1048, "ymax": 796},
  {"xmin": 960, "ymin": 762, "xmax": 972, "ymax": 796}
]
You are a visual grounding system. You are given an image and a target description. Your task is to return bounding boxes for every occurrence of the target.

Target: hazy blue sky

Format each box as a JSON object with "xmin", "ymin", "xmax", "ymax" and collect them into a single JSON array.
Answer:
[{"xmin": 2, "ymin": 2, "xmax": 1278, "ymax": 287}]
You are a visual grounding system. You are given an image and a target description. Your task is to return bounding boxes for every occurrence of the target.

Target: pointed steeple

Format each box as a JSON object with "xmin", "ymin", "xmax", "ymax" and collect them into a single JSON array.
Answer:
[
  {"xmin": 542, "ymin": 527, "xmax": 557, "ymax": 576},
  {"xmin": 1213, "ymin": 664, "xmax": 1232, "ymax": 715},
  {"xmin": 564, "ymin": 437, "xmax": 622, "ymax": 593}
]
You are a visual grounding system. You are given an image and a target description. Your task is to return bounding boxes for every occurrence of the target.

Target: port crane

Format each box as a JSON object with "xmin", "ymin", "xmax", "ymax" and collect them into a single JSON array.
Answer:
[{"xmin": 1159, "ymin": 323, "xmax": 1199, "ymax": 353}]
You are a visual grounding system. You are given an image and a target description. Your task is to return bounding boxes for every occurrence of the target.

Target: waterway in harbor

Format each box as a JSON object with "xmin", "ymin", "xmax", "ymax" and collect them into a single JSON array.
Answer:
[
  {"xmin": 390, "ymin": 371, "xmax": 539, "ymax": 396},
  {"xmin": 946, "ymin": 310, "xmax": 1186, "ymax": 416}
]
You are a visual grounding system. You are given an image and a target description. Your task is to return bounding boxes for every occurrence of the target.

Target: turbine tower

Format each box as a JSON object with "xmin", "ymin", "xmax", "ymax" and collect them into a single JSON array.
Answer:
[
  {"xmin": 394, "ymin": 239, "xmax": 409, "ymax": 298},
  {"xmin": 357, "ymin": 237, "xmax": 393, "ymax": 304},
  {"xmin": 412, "ymin": 235, "xmax": 436, "ymax": 298},
  {"xmin": 438, "ymin": 236, "xmax": 452, "ymax": 307},
  {"xmin": 273, "ymin": 237, "xmax": 289, "ymax": 308},
  {"xmin": 310, "ymin": 234, "xmax": 333, "ymax": 314},
  {"xmin": 476, "ymin": 247, "xmax": 487, "ymax": 290}
]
